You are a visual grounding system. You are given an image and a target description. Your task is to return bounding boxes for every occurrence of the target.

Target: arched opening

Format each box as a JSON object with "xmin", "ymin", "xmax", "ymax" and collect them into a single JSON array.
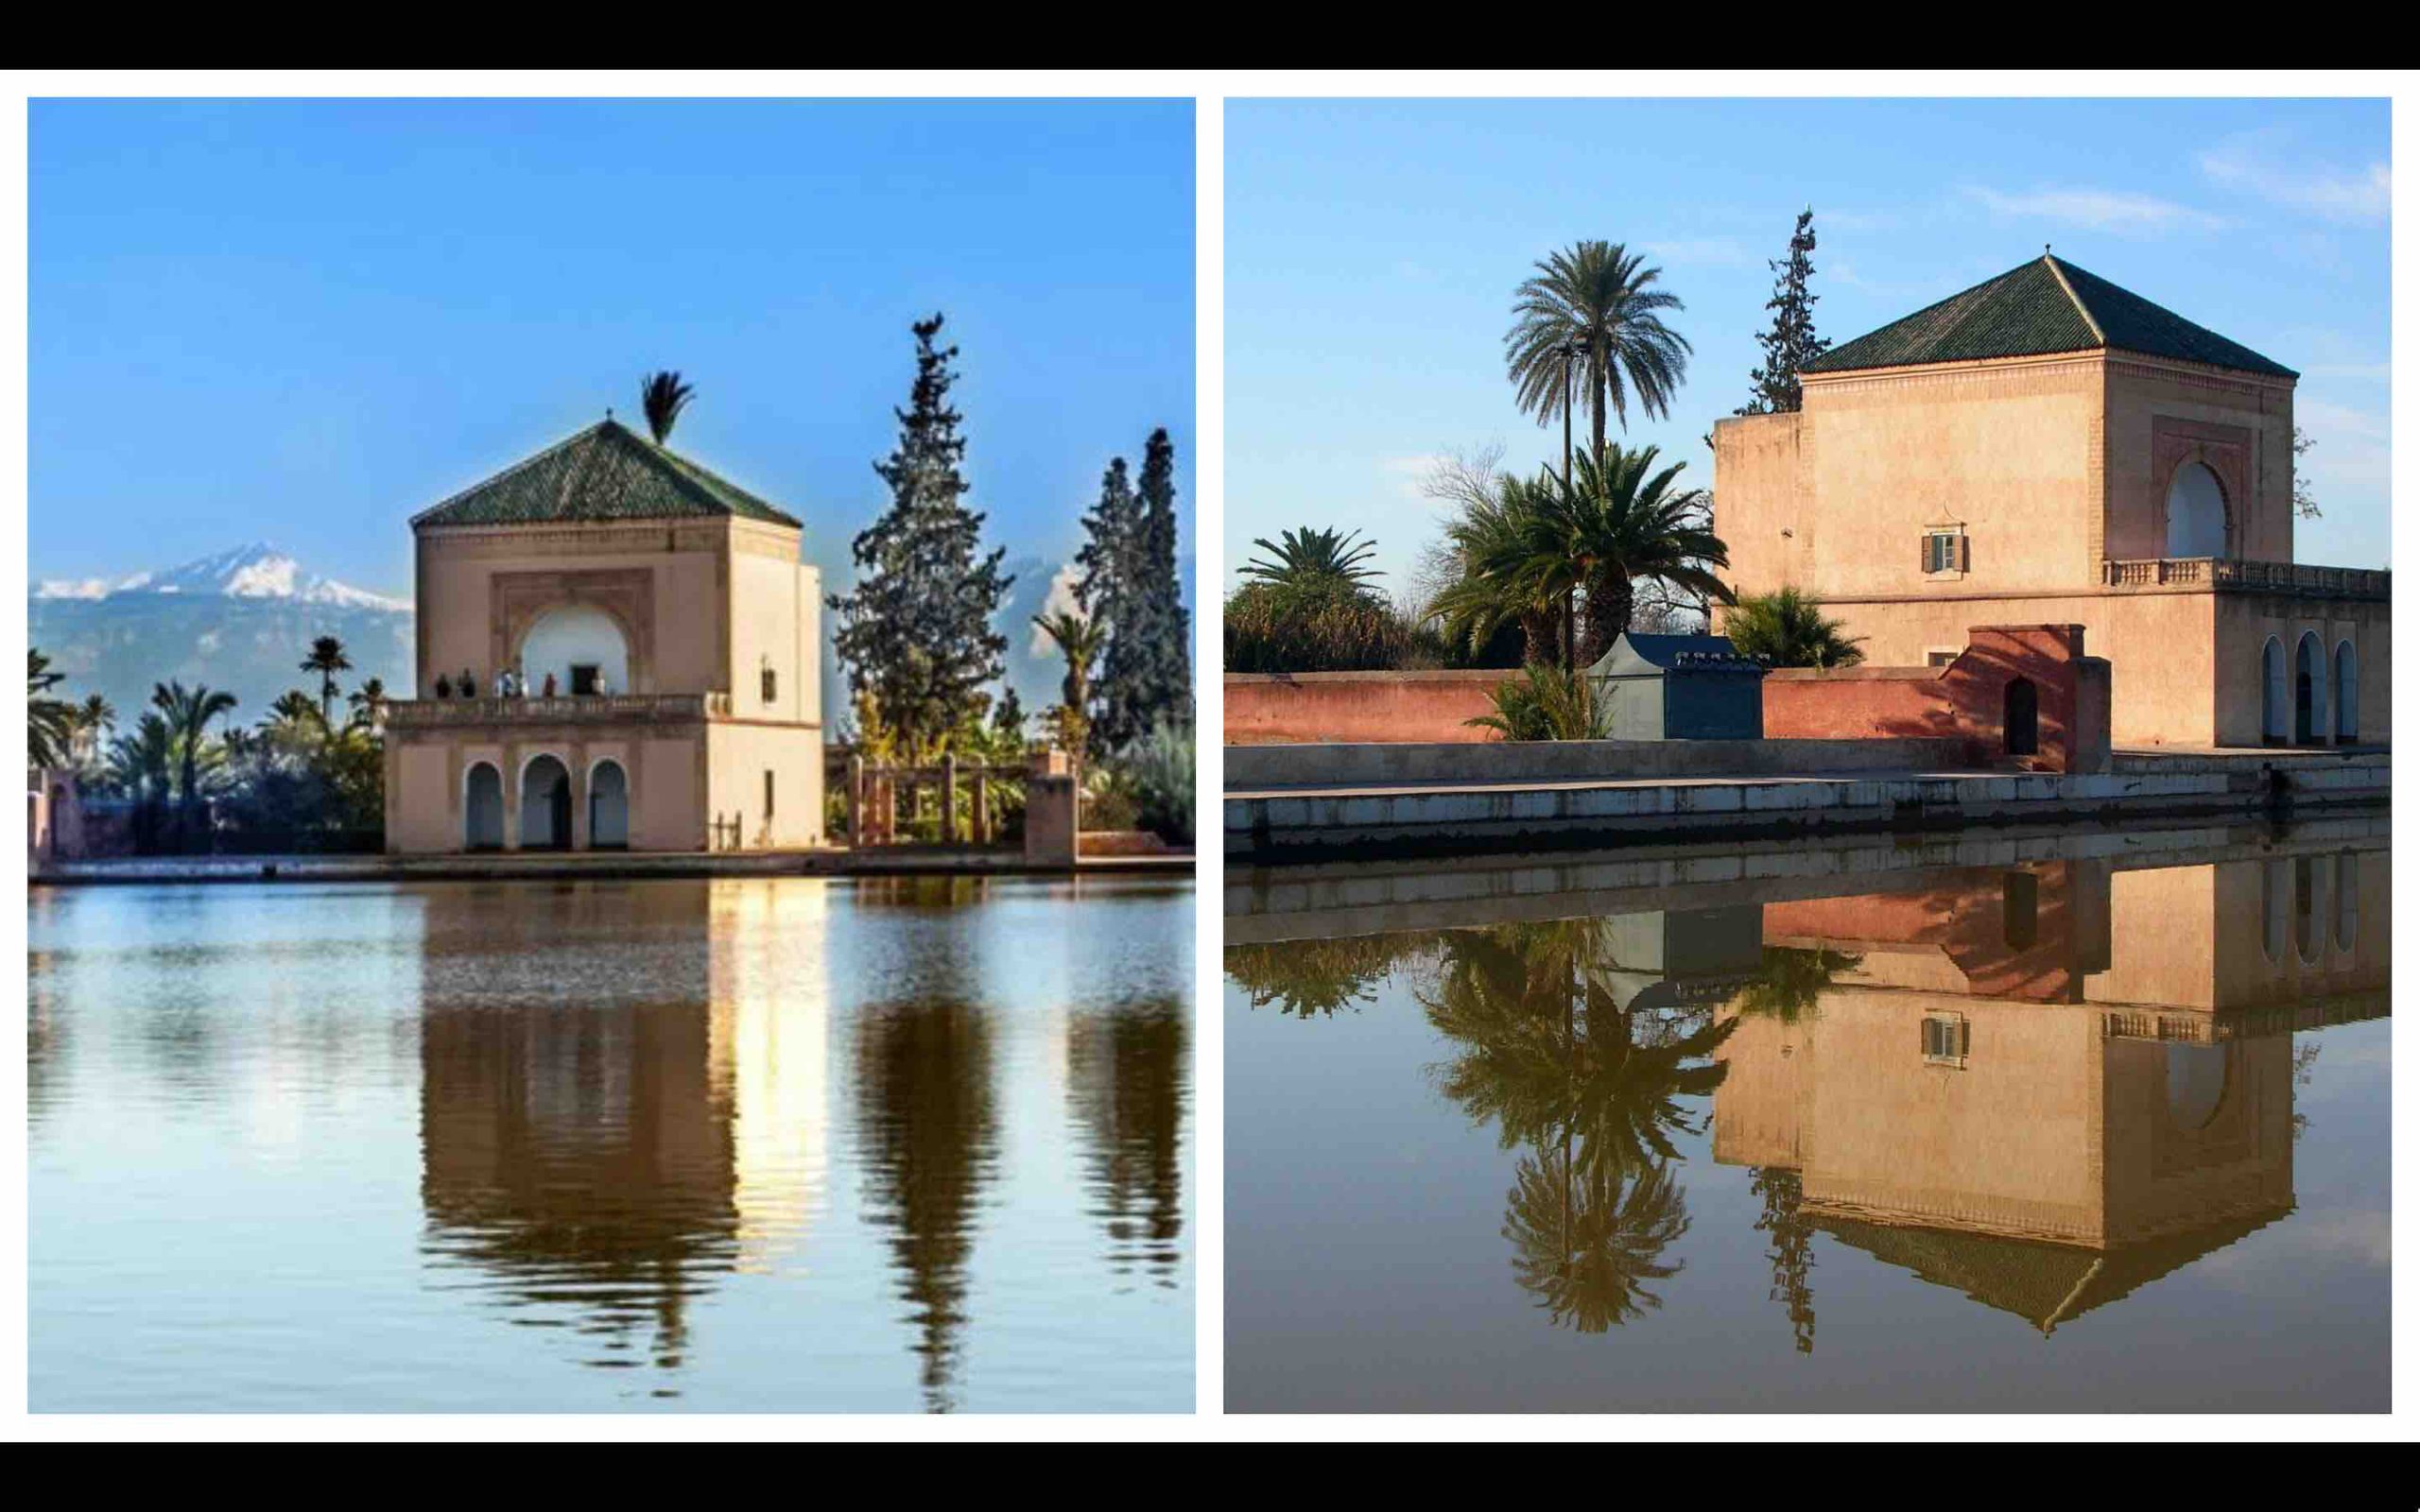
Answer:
[
  {"xmin": 519, "ymin": 604, "xmax": 631, "ymax": 698},
  {"xmin": 465, "ymin": 763, "xmax": 505, "ymax": 851},
  {"xmin": 2164, "ymin": 1042, "xmax": 2231, "ymax": 1131},
  {"xmin": 2293, "ymin": 632, "xmax": 2322, "ymax": 745},
  {"xmin": 519, "ymin": 755, "xmax": 572, "ymax": 850},
  {"xmin": 2260, "ymin": 637, "xmax": 2286, "ymax": 743},
  {"xmin": 2335, "ymin": 850, "xmax": 2359, "ymax": 953},
  {"xmin": 2293, "ymin": 854, "xmax": 2320, "ymax": 961},
  {"xmin": 2002, "ymin": 677, "xmax": 2038, "ymax": 757},
  {"xmin": 2334, "ymin": 640, "xmax": 2358, "ymax": 742},
  {"xmin": 588, "ymin": 760, "xmax": 630, "ymax": 850},
  {"xmin": 2260, "ymin": 858, "xmax": 2286, "ymax": 962},
  {"xmin": 2165, "ymin": 461, "xmax": 2228, "ymax": 558}
]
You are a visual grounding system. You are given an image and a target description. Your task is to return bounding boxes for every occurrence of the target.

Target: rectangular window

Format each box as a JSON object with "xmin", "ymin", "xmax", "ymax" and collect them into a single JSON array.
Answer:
[
  {"xmin": 569, "ymin": 663, "xmax": 599, "ymax": 696},
  {"xmin": 1922, "ymin": 531, "xmax": 1966, "ymax": 575},
  {"xmin": 1921, "ymin": 1013, "xmax": 1970, "ymax": 1066},
  {"xmin": 1926, "ymin": 649, "xmax": 1959, "ymax": 668},
  {"xmin": 764, "ymin": 770, "xmax": 775, "ymax": 820}
]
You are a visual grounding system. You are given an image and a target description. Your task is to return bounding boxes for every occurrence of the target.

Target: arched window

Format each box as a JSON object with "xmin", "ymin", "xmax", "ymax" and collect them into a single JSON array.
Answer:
[
  {"xmin": 2334, "ymin": 640, "xmax": 2359, "ymax": 741},
  {"xmin": 2294, "ymin": 632, "xmax": 2323, "ymax": 745},
  {"xmin": 2260, "ymin": 637, "xmax": 2287, "ymax": 742},
  {"xmin": 2293, "ymin": 854, "xmax": 2320, "ymax": 962},
  {"xmin": 520, "ymin": 605, "xmax": 631, "ymax": 697},
  {"xmin": 2166, "ymin": 461, "xmax": 2228, "ymax": 558},
  {"xmin": 464, "ymin": 762, "xmax": 505, "ymax": 850},
  {"xmin": 2260, "ymin": 858, "xmax": 2287, "ymax": 962},
  {"xmin": 2334, "ymin": 850, "xmax": 2358, "ymax": 954}
]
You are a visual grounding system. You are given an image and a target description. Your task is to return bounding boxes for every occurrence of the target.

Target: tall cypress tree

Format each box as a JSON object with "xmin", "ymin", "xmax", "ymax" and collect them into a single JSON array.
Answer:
[
  {"xmin": 1737, "ymin": 209, "xmax": 1830, "ymax": 416},
  {"xmin": 1094, "ymin": 428, "xmax": 1190, "ymax": 755},
  {"xmin": 1072, "ymin": 456, "xmax": 1139, "ymax": 758},
  {"xmin": 828, "ymin": 314, "xmax": 1013, "ymax": 759}
]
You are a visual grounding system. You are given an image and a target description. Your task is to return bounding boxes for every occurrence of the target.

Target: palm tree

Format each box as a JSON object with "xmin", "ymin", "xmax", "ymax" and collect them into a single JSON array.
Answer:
[
  {"xmin": 106, "ymin": 712, "xmax": 175, "ymax": 850},
  {"xmin": 1426, "ymin": 472, "xmax": 1564, "ymax": 666},
  {"xmin": 641, "ymin": 370, "xmax": 696, "ymax": 445},
  {"xmin": 347, "ymin": 677, "xmax": 389, "ymax": 732},
  {"xmin": 1547, "ymin": 443, "xmax": 1733, "ymax": 665},
  {"xmin": 299, "ymin": 636, "xmax": 351, "ymax": 726},
  {"xmin": 26, "ymin": 649, "xmax": 77, "ymax": 768},
  {"xmin": 151, "ymin": 680, "xmax": 237, "ymax": 851},
  {"xmin": 1465, "ymin": 662, "xmax": 1602, "ymax": 743},
  {"xmin": 1722, "ymin": 586, "xmax": 1865, "ymax": 669},
  {"xmin": 1033, "ymin": 610, "xmax": 1108, "ymax": 754},
  {"xmin": 1507, "ymin": 241, "xmax": 1692, "ymax": 465},
  {"xmin": 72, "ymin": 693, "xmax": 116, "ymax": 765},
  {"xmin": 1238, "ymin": 526, "xmax": 1381, "ymax": 593}
]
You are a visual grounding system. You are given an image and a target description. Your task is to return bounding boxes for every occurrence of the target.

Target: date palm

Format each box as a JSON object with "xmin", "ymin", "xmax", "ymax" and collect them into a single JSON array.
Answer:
[
  {"xmin": 1238, "ymin": 526, "xmax": 1381, "ymax": 593},
  {"xmin": 26, "ymin": 648, "xmax": 77, "ymax": 768},
  {"xmin": 1546, "ymin": 444, "xmax": 1733, "ymax": 667},
  {"xmin": 1426, "ymin": 472, "xmax": 1566, "ymax": 666},
  {"xmin": 151, "ymin": 679, "xmax": 237, "ymax": 851},
  {"xmin": 1507, "ymin": 241, "xmax": 1692, "ymax": 462},
  {"xmin": 1722, "ymin": 586, "xmax": 1865, "ymax": 670},
  {"xmin": 347, "ymin": 676, "xmax": 389, "ymax": 731},
  {"xmin": 299, "ymin": 636, "xmax": 351, "ymax": 726},
  {"xmin": 73, "ymin": 693, "xmax": 116, "ymax": 764},
  {"xmin": 106, "ymin": 713, "xmax": 176, "ymax": 850},
  {"xmin": 641, "ymin": 369, "xmax": 696, "ymax": 445},
  {"xmin": 1032, "ymin": 610, "xmax": 1108, "ymax": 716}
]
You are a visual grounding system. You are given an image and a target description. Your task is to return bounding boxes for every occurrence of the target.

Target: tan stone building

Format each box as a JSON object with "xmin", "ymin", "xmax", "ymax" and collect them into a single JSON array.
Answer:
[
  {"xmin": 384, "ymin": 417, "xmax": 823, "ymax": 853},
  {"xmin": 1713, "ymin": 254, "xmax": 2389, "ymax": 748}
]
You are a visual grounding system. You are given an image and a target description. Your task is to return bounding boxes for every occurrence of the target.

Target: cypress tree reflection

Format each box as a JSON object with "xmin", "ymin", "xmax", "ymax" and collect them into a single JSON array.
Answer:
[
  {"xmin": 1420, "ymin": 919, "xmax": 1735, "ymax": 1332},
  {"xmin": 853, "ymin": 996, "xmax": 999, "ymax": 1413},
  {"xmin": 1751, "ymin": 1166, "xmax": 1817, "ymax": 1354},
  {"xmin": 1067, "ymin": 997, "xmax": 1188, "ymax": 1281}
]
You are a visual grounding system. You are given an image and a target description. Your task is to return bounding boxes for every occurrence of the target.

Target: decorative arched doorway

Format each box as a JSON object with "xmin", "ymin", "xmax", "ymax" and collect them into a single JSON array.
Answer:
[
  {"xmin": 465, "ymin": 763, "xmax": 505, "ymax": 851},
  {"xmin": 589, "ymin": 760, "xmax": 630, "ymax": 850},
  {"xmin": 2165, "ymin": 460, "xmax": 2228, "ymax": 558},
  {"xmin": 520, "ymin": 755, "xmax": 572, "ymax": 850},
  {"xmin": 2334, "ymin": 640, "xmax": 2358, "ymax": 742},
  {"xmin": 520, "ymin": 603, "xmax": 631, "ymax": 697},
  {"xmin": 2002, "ymin": 677, "xmax": 2038, "ymax": 757},
  {"xmin": 2293, "ymin": 633, "xmax": 2322, "ymax": 745},
  {"xmin": 2260, "ymin": 637, "xmax": 2286, "ymax": 743}
]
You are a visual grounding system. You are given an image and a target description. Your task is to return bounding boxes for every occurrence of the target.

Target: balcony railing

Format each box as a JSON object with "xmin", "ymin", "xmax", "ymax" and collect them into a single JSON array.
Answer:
[
  {"xmin": 2101, "ymin": 557, "xmax": 2391, "ymax": 600},
  {"xmin": 388, "ymin": 692, "xmax": 732, "ymax": 728}
]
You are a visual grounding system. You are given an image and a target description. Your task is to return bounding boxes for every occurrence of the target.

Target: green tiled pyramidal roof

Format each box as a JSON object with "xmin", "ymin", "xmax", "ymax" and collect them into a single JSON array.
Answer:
[
  {"xmin": 1801, "ymin": 255, "xmax": 2296, "ymax": 380},
  {"xmin": 412, "ymin": 418, "xmax": 803, "ymax": 530}
]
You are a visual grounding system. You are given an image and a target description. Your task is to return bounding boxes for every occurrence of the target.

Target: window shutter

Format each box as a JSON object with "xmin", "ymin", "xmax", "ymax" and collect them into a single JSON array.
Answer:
[
  {"xmin": 1958, "ymin": 535, "xmax": 1971, "ymax": 573},
  {"xmin": 1921, "ymin": 535, "xmax": 1934, "ymax": 573}
]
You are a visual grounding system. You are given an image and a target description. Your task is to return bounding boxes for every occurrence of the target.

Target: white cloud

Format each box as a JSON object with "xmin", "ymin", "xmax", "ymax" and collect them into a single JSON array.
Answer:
[
  {"xmin": 1027, "ymin": 560, "xmax": 1087, "ymax": 659},
  {"xmin": 2200, "ymin": 129, "xmax": 2390, "ymax": 225},
  {"xmin": 1962, "ymin": 184, "xmax": 2228, "ymax": 234}
]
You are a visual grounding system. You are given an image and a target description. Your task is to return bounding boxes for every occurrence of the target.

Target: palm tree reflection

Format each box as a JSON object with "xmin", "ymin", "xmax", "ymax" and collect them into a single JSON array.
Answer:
[{"xmin": 1421, "ymin": 919, "xmax": 1735, "ymax": 1332}]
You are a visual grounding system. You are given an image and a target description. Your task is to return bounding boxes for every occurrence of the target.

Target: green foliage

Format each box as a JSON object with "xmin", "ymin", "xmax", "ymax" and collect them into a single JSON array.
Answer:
[
  {"xmin": 828, "ymin": 314, "xmax": 1014, "ymax": 761},
  {"xmin": 1238, "ymin": 525, "xmax": 1380, "ymax": 591},
  {"xmin": 1224, "ymin": 933, "xmax": 1435, "ymax": 1019},
  {"xmin": 27, "ymin": 648, "xmax": 77, "ymax": 769},
  {"xmin": 1094, "ymin": 428, "xmax": 1191, "ymax": 755},
  {"xmin": 1731, "ymin": 946, "xmax": 1861, "ymax": 1022},
  {"xmin": 640, "ymin": 369, "xmax": 696, "ymax": 445},
  {"xmin": 1737, "ymin": 209, "xmax": 1830, "ymax": 417},
  {"xmin": 300, "ymin": 635, "xmax": 352, "ymax": 726},
  {"xmin": 1032, "ymin": 608, "xmax": 1106, "ymax": 754},
  {"xmin": 1723, "ymin": 587, "xmax": 1864, "ymax": 669},
  {"xmin": 1466, "ymin": 662, "xmax": 1605, "ymax": 743},
  {"xmin": 1506, "ymin": 240, "xmax": 1692, "ymax": 460},
  {"xmin": 1108, "ymin": 719, "xmax": 1193, "ymax": 845},
  {"xmin": 1223, "ymin": 577, "xmax": 1409, "ymax": 674}
]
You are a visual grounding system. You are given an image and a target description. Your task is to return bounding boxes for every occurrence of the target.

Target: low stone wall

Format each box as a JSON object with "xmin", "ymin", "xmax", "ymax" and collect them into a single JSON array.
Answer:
[
  {"xmin": 1228, "ymin": 734, "xmax": 1966, "ymax": 791},
  {"xmin": 1764, "ymin": 624, "xmax": 2112, "ymax": 774},
  {"xmin": 1225, "ymin": 670, "xmax": 1509, "ymax": 746}
]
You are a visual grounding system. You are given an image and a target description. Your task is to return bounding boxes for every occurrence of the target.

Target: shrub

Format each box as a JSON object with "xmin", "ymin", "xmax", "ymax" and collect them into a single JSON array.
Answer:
[
  {"xmin": 1465, "ymin": 662, "xmax": 1606, "ymax": 742},
  {"xmin": 1111, "ymin": 719, "xmax": 1194, "ymax": 845},
  {"xmin": 1223, "ymin": 579, "xmax": 1409, "ymax": 673}
]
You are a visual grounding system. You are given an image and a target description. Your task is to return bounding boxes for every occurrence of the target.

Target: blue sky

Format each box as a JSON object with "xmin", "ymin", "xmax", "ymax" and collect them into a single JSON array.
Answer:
[
  {"xmin": 31, "ymin": 98, "xmax": 1194, "ymax": 594},
  {"xmin": 1227, "ymin": 97, "xmax": 2391, "ymax": 593}
]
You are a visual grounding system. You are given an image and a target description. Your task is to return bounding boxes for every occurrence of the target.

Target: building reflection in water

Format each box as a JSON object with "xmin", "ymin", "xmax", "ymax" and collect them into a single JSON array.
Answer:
[
  {"xmin": 1718, "ymin": 845, "xmax": 2388, "ymax": 1347},
  {"xmin": 1233, "ymin": 836, "xmax": 2386, "ymax": 1346},
  {"xmin": 1067, "ymin": 996, "xmax": 1188, "ymax": 1284},
  {"xmin": 416, "ymin": 880, "xmax": 831, "ymax": 1390}
]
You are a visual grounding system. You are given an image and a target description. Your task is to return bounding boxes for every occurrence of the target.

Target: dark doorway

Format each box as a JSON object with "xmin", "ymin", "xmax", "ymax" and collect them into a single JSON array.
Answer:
[
  {"xmin": 2293, "ymin": 635, "xmax": 2319, "ymax": 745},
  {"xmin": 2002, "ymin": 870, "xmax": 2039, "ymax": 950},
  {"xmin": 519, "ymin": 755, "xmax": 572, "ymax": 850},
  {"xmin": 2003, "ymin": 677, "xmax": 2038, "ymax": 757}
]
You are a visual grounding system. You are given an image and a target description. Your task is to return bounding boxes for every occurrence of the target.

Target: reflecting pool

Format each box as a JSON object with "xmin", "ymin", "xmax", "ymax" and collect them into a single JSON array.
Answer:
[
  {"xmin": 1226, "ymin": 817, "xmax": 2388, "ymax": 1413},
  {"xmin": 30, "ymin": 874, "xmax": 1193, "ymax": 1413}
]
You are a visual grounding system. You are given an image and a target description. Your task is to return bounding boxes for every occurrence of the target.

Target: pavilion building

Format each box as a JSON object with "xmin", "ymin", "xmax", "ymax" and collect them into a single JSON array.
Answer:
[
  {"xmin": 383, "ymin": 417, "xmax": 823, "ymax": 853},
  {"xmin": 1712, "ymin": 254, "xmax": 2388, "ymax": 748}
]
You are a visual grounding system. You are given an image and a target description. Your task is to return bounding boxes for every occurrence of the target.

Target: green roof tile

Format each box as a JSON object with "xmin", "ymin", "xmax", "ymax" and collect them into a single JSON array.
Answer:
[
  {"xmin": 412, "ymin": 418, "xmax": 803, "ymax": 530},
  {"xmin": 1802, "ymin": 255, "xmax": 2296, "ymax": 380}
]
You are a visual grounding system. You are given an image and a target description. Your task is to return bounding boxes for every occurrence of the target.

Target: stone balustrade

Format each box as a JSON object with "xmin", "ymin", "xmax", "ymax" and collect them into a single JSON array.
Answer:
[
  {"xmin": 388, "ymin": 691, "xmax": 733, "ymax": 728},
  {"xmin": 2101, "ymin": 557, "xmax": 2391, "ymax": 599}
]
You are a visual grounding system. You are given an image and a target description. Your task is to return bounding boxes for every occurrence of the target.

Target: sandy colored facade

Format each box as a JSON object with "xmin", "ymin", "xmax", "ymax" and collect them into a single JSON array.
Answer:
[
  {"xmin": 384, "ymin": 419, "xmax": 824, "ymax": 854},
  {"xmin": 1711, "ymin": 256, "xmax": 2389, "ymax": 749}
]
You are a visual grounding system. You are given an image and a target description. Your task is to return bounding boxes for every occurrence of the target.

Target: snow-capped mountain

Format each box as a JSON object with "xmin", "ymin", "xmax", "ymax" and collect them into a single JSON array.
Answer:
[
  {"xmin": 36, "ymin": 542, "xmax": 409, "ymax": 612},
  {"xmin": 30, "ymin": 545, "xmax": 415, "ymax": 733}
]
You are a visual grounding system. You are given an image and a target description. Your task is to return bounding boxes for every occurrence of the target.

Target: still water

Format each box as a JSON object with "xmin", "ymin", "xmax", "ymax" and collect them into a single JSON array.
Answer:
[
  {"xmin": 30, "ymin": 874, "xmax": 1193, "ymax": 1413},
  {"xmin": 1227, "ymin": 817, "xmax": 2389, "ymax": 1413}
]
